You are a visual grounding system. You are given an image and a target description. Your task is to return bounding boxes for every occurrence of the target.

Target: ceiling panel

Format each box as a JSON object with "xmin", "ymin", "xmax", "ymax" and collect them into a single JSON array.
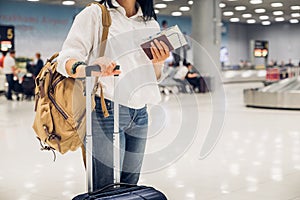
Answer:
[
  {"xmin": 3, "ymin": 0, "xmax": 300, "ymax": 24},
  {"xmin": 220, "ymin": 0, "xmax": 300, "ymax": 24}
]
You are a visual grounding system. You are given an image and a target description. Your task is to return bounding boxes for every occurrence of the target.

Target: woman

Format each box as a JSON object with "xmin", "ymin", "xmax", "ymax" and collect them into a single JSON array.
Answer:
[{"xmin": 57, "ymin": 0, "xmax": 169, "ymax": 190}]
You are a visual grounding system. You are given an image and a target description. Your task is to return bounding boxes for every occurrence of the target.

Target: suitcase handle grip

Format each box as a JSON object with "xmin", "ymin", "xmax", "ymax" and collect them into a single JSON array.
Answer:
[
  {"xmin": 85, "ymin": 65, "xmax": 120, "ymax": 77},
  {"xmin": 89, "ymin": 183, "xmax": 137, "ymax": 195},
  {"xmin": 85, "ymin": 65, "xmax": 101, "ymax": 77},
  {"xmin": 114, "ymin": 65, "xmax": 120, "ymax": 77}
]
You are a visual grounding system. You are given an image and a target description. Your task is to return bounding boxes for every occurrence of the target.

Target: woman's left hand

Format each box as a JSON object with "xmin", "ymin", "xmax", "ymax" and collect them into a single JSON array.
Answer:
[{"xmin": 150, "ymin": 39, "xmax": 170, "ymax": 65}]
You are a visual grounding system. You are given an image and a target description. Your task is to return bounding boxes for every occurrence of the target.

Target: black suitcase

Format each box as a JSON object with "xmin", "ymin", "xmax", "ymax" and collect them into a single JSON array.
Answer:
[
  {"xmin": 73, "ymin": 66, "xmax": 167, "ymax": 200},
  {"xmin": 22, "ymin": 73, "xmax": 35, "ymax": 96},
  {"xmin": 73, "ymin": 184, "xmax": 167, "ymax": 200},
  {"xmin": 12, "ymin": 79, "xmax": 23, "ymax": 93},
  {"xmin": 199, "ymin": 76, "xmax": 211, "ymax": 93}
]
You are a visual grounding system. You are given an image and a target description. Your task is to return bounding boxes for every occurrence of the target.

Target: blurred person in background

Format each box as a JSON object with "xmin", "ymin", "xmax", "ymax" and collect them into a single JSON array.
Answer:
[
  {"xmin": 3, "ymin": 50, "xmax": 16, "ymax": 100},
  {"xmin": 0, "ymin": 51, "xmax": 8, "ymax": 69},
  {"xmin": 239, "ymin": 60, "xmax": 246, "ymax": 69},
  {"xmin": 220, "ymin": 46, "xmax": 229, "ymax": 69},
  {"xmin": 280, "ymin": 61, "xmax": 285, "ymax": 68},
  {"xmin": 285, "ymin": 59, "xmax": 294, "ymax": 67},
  {"xmin": 185, "ymin": 63, "xmax": 201, "ymax": 92},
  {"xmin": 33, "ymin": 52, "xmax": 44, "ymax": 77},
  {"xmin": 161, "ymin": 20, "xmax": 168, "ymax": 30}
]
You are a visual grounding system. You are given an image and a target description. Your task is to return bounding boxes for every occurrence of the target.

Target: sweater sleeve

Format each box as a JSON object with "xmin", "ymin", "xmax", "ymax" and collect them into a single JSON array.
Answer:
[{"xmin": 56, "ymin": 4, "xmax": 102, "ymax": 77}]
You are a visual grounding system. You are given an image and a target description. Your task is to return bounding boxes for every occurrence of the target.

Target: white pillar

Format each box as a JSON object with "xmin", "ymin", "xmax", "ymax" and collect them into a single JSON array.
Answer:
[
  {"xmin": 192, "ymin": 0, "xmax": 221, "ymax": 73},
  {"xmin": 191, "ymin": 0, "xmax": 226, "ymax": 160}
]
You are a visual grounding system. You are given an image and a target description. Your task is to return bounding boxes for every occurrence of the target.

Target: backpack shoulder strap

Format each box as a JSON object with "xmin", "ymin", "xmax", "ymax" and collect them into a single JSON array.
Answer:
[
  {"xmin": 87, "ymin": 2, "xmax": 111, "ymax": 118},
  {"xmin": 87, "ymin": 2, "xmax": 112, "ymax": 57},
  {"xmin": 48, "ymin": 52, "xmax": 59, "ymax": 63}
]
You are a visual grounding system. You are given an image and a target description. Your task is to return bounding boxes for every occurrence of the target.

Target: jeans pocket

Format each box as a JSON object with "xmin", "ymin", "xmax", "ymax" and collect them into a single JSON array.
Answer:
[{"xmin": 134, "ymin": 107, "xmax": 148, "ymax": 127}]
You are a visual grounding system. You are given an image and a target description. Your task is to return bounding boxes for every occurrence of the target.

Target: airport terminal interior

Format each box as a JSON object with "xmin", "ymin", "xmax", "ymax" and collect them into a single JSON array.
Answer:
[{"xmin": 1, "ymin": 0, "xmax": 300, "ymax": 199}]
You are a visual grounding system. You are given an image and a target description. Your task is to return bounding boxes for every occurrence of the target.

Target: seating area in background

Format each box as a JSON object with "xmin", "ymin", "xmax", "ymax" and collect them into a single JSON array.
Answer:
[{"xmin": 159, "ymin": 66, "xmax": 212, "ymax": 95}]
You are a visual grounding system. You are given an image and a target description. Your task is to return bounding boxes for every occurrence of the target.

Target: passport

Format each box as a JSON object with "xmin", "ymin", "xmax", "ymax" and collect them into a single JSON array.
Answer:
[
  {"xmin": 140, "ymin": 25, "xmax": 187, "ymax": 60},
  {"xmin": 140, "ymin": 34, "xmax": 174, "ymax": 60}
]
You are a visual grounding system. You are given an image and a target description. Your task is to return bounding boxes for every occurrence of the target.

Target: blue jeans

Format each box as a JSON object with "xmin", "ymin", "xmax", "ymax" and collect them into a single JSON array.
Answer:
[{"xmin": 91, "ymin": 96, "xmax": 148, "ymax": 190}]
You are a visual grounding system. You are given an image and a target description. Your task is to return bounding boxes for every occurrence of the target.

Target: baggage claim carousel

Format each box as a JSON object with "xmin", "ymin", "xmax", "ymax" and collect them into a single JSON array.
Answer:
[{"xmin": 244, "ymin": 77, "xmax": 300, "ymax": 109}]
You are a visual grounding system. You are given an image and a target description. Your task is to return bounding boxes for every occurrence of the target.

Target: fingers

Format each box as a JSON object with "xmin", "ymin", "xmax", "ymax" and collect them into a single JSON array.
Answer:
[
  {"xmin": 151, "ymin": 40, "xmax": 164, "ymax": 57},
  {"xmin": 160, "ymin": 41, "xmax": 170, "ymax": 53},
  {"xmin": 151, "ymin": 39, "xmax": 170, "ymax": 64},
  {"xmin": 151, "ymin": 43, "xmax": 159, "ymax": 61},
  {"xmin": 101, "ymin": 62, "xmax": 121, "ymax": 76},
  {"xmin": 101, "ymin": 62, "xmax": 116, "ymax": 76},
  {"xmin": 154, "ymin": 39, "xmax": 165, "ymax": 54},
  {"xmin": 112, "ymin": 69, "xmax": 121, "ymax": 76},
  {"xmin": 91, "ymin": 56, "xmax": 122, "ymax": 77}
]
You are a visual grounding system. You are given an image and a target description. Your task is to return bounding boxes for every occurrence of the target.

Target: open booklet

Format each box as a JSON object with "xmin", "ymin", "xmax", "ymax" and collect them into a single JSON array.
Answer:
[{"xmin": 140, "ymin": 25, "xmax": 188, "ymax": 60}]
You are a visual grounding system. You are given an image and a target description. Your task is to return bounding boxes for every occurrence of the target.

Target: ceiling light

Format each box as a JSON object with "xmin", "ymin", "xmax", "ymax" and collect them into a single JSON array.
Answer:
[
  {"xmin": 171, "ymin": 11, "xmax": 182, "ymax": 16},
  {"xmin": 291, "ymin": 13, "xmax": 300, "ymax": 17},
  {"xmin": 235, "ymin": 6, "xmax": 247, "ymax": 11},
  {"xmin": 155, "ymin": 3, "xmax": 167, "ymax": 9},
  {"xmin": 162, "ymin": 0, "xmax": 174, "ymax": 1},
  {"xmin": 275, "ymin": 17, "xmax": 285, "ymax": 22},
  {"xmin": 273, "ymin": 11, "xmax": 284, "ymax": 15},
  {"xmin": 242, "ymin": 13, "xmax": 252, "ymax": 18},
  {"xmin": 290, "ymin": 19, "xmax": 299, "ymax": 23},
  {"xmin": 291, "ymin": 6, "xmax": 300, "ymax": 10},
  {"xmin": 247, "ymin": 19, "xmax": 256, "ymax": 24},
  {"xmin": 230, "ymin": 18, "xmax": 240, "ymax": 22},
  {"xmin": 271, "ymin": 3, "xmax": 283, "ymax": 8},
  {"xmin": 262, "ymin": 21, "xmax": 271, "ymax": 25},
  {"xmin": 27, "ymin": 0, "xmax": 39, "ymax": 1},
  {"xmin": 223, "ymin": 11, "xmax": 234, "ymax": 16},
  {"xmin": 255, "ymin": 8, "xmax": 266, "ymax": 13},
  {"xmin": 259, "ymin": 15, "xmax": 269, "ymax": 20},
  {"xmin": 154, "ymin": 9, "xmax": 159, "ymax": 14},
  {"xmin": 62, "ymin": 0, "xmax": 75, "ymax": 5},
  {"xmin": 250, "ymin": 0, "xmax": 263, "ymax": 5},
  {"xmin": 219, "ymin": 3, "xmax": 226, "ymax": 8},
  {"xmin": 179, "ymin": 6, "xmax": 190, "ymax": 12},
  {"xmin": 188, "ymin": 1, "xmax": 193, "ymax": 5}
]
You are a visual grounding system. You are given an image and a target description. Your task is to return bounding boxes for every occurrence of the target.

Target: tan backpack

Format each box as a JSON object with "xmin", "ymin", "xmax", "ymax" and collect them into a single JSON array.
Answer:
[{"xmin": 32, "ymin": 3, "xmax": 111, "ymax": 160}]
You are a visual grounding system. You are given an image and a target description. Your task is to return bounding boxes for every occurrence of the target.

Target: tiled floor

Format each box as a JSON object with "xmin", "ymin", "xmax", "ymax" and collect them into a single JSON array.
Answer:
[{"xmin": 0, "ymin": 82, "xmax": 300, "ymax": 200}]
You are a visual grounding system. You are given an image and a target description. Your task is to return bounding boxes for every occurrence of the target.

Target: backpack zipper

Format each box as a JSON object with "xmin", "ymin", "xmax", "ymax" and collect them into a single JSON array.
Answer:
[
  {"xmin": 52, "ymin": 76, "xmax": 65, "ymax": 89},
  {"xmin": 48, "ymin": 92, "xmax": 68, "ymax": 120},
  {"xmin": 46, "ymin": 69, "xmax": 69, "ymax": 120}
]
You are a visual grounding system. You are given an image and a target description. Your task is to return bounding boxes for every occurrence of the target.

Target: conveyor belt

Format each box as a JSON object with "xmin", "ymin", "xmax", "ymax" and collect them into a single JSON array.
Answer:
[
  {"xmin": 222, "ymin": 70, "xmax": 266, "ymax": 83},
  {"xmin": 244, "ymin": 77, "xmax": 300, "ymax": 109}
]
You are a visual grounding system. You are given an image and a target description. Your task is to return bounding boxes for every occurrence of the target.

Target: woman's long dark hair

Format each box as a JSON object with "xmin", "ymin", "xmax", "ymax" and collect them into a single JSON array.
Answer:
[{"xmin": 99, "ymin": 0, "xmax": 157, "ymax": 21}]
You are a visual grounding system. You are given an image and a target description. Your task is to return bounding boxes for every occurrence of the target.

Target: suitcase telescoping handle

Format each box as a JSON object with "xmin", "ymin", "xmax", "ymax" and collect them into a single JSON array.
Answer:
[
  {"xmin": 113, "ymin": 65, "xmax": 120, "ymax": 185},
  {"xmin": 85, "ymin": 65, "xmax": 120, "ymax": 193},
  {"xmin": 85, "ymin": 65, "xmax": 100, "ymax": 193}
]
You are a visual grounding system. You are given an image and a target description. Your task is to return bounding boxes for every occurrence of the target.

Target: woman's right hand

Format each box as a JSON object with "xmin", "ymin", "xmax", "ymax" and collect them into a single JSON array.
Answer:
[
  {"xmin": 91, "ymin": 57, "xmax": 121, "ymax": 77},
  {"xmin": 67, "ymin": 57, "xmax": 121, "ymax": 78}
]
